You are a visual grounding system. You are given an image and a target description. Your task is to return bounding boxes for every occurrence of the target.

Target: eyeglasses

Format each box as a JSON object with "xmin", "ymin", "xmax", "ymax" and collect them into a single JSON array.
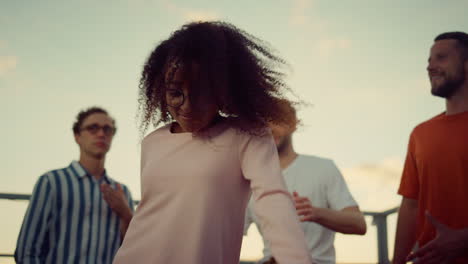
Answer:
[
  {"xmin": 80, "ymin": 124, "xmax": 116, "ymax": 136},
  {"xmin": 165, "ymin": 88, "xmax": 185, "ymax": 108}
]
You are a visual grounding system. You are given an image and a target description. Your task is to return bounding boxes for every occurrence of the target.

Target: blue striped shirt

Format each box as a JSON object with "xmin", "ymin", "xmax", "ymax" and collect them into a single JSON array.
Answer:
[{"xmin": 15, "ymin": 161, "xmax": 134, "ymax": 264}]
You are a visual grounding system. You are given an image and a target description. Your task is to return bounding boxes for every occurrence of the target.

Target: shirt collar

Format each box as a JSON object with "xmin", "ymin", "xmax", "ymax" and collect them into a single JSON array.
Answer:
[{"xmin": 70, "ymin": 160, "xmax": 112, "ymax": 183}]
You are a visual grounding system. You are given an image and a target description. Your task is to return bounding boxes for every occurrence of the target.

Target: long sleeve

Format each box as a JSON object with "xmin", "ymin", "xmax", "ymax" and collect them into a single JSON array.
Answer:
[
  {"xmin": 239, "ymin": 131, "xmax": 312, "ymax": 264},
  {"xmin": 15, "ymin": 175, "xmax": 54, "ymax": 264}
]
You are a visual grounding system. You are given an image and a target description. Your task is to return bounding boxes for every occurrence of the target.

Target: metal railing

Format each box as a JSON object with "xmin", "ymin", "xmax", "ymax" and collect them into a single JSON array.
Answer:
[
  {"xmin": 0, "ymin": 193, "xmax": 398, "ymax": 264},
  {"xmin": 363, "ymin": 207, "xmax": 398, "ymax": 264}
]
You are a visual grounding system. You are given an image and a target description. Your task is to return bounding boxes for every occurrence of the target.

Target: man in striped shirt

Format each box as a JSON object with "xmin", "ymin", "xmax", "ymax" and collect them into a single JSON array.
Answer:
[{"xmin": 15, "ymin": 106, "xmax": 134, "ymax": 264}]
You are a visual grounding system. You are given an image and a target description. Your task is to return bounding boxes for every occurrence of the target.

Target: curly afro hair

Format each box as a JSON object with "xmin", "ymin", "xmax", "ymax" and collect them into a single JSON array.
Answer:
[{"xmin": 138, "ymin": 21, "xmax": 296, "ymax": 136}]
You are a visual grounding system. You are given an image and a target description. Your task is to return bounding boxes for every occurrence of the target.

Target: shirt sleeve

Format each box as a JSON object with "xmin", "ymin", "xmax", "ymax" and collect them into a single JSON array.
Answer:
[
  {"xmin": 398, "ymin": 130, "xmax": 420, "ymax": 199},
  {"xmin": 325, "ymin": 160, "xmax": 358, "ymax": 211},
  {"xmin": 239, "ymin": 131, "xmax": 312, "ymax": 264},
  {"xmin": 15, "ymin": 174, "xmax": 54, "ymax": 263}
]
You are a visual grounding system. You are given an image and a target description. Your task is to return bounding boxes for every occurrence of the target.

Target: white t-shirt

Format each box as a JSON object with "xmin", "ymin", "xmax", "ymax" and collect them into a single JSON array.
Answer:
[{"xmin": 244, "ymin": 154, "xmax": 358, "ymax": 264}]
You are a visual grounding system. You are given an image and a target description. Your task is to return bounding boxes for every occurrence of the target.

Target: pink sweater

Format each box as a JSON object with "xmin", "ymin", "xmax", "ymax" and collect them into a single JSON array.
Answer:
[{"xmin": 113, "ymin": 121, "xmax": 311, "ymax": 264}]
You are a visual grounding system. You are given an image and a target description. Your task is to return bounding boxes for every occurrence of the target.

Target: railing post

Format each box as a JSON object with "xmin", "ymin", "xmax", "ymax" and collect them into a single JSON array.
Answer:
[{"xmin": 373, "ymin": 214, "xmax": 390, "ymax": 264}]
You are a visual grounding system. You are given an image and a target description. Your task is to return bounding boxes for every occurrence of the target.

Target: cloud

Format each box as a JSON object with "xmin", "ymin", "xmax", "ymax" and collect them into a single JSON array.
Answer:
[
  {"xmin": 345, "ymin": 157, "xmax": 403, "ymax": 181},
  {"xmin": 287, "ymin": 0, "xmax": 351, "ymax": 60},
  {"xmin": 316, "ymin": 37, "xmax": 351, "ymax": 58},
  {"xmin": 289, "ymin": 0, "xmax": 328, "ymax": 32},
  {"xmin": 183, "ymin": 10, "xmax": 220, "ymax": 22},
  {"xmin": 162, "ymin": 1, "xmax": 220, "ymax": 22},
  {"xmin": 342, "ymin": 156, "xmax": 403, "ymax": 211},
  {"xmin": 0, "ymin": 55, "xmax": 17, "ymax": 76},
  {"xmin": 289, "ymin": 0, "xmax": 313, "ymax": 26}
]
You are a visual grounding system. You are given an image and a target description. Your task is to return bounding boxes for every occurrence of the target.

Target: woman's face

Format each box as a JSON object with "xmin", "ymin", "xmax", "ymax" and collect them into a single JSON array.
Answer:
[{"xmin": 164, "ymin": 63, "xmax": 219, "ymax": 133}]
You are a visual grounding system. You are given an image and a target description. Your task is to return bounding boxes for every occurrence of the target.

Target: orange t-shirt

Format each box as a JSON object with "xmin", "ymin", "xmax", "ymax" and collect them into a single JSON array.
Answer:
[{"xmin": 398, "ymin": 111, "xmax": 468, "ymax": 262}]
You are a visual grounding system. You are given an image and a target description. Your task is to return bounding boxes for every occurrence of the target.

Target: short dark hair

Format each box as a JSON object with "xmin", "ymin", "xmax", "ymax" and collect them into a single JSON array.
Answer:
[
  {"xmin": 72, "ymin": 106, "xmax": 116, "ymax": 135},
  {"xmin": 435, "ymin": 31, "xmax": 468, "ymax": 58}
]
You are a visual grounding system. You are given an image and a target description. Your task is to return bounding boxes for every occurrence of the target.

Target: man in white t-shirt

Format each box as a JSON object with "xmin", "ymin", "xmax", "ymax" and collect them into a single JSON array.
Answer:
[{"xmin": 244, "ymin": 101, "xmax": 367, "ymax": 264}]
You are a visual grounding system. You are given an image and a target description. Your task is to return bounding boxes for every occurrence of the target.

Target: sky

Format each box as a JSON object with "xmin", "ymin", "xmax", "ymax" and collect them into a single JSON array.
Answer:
[{"xmin": 1, "ymin": 0, "xmax": 467, "ymax": 263}]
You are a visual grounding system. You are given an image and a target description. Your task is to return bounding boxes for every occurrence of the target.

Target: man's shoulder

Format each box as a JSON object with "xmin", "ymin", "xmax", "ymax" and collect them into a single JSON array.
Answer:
[
  {"xmin": 288, "ymin": 154, "xmax": 339, "ymax": 181},
  {"xmin": 297, "ymin": 154, "xmax": 335, "ymax": 167},
  {"xmin": 40, "ymin": 164, "xmax": 74, "ymax": 180},
  {"xmin": 413, "ymin": 112, "xmax": 445, "ymax": 133},
  {"xmin": 33, "ymin": 165, "xmax": 75, "ymax": 191}
]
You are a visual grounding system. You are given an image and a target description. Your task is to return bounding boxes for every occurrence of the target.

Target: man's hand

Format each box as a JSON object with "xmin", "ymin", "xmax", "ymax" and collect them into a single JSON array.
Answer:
[
  {"xmin": 407, "ymin": 212, "xmax": 466, "ymax": 264},
  {"xmin": 100, "ymin": 183, "xmax": 132, "ymax": 221},
  {"xmin": 293, "ymin": 191, "xmax": 320, "ymax": 222},
  {"xmin": 293, "ymin": 191, "xmax": 366, "ymax": 235}
]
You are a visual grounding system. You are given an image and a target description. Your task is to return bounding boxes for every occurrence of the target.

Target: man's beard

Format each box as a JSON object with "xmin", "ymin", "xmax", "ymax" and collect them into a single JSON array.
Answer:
[{"xmin": 431, "ymin": 68, "xmax": 465, "ymax": 98}]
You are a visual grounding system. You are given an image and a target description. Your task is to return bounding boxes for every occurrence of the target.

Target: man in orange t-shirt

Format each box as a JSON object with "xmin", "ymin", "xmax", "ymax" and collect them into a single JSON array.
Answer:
[{"xmin": 393, "ymin": 31, "xmax": 468, "ymax": 264}]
